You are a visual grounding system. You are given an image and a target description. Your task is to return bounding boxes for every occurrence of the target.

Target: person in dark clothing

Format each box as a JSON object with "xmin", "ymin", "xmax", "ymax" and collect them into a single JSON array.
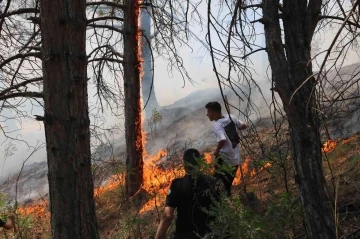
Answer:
[
  {"xmin": 155, "ymin": 148, "xmax": 223, "ymax": 239},
  {"xmin": 0, "ymin": 215, "xmax": 16, "ymax": 231}
]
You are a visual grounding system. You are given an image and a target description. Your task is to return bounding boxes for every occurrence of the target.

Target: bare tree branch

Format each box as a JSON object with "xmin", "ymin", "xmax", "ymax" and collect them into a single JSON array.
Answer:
[
  {"xmin": 319, "ymin": 15, "xmax": 360, "ymax": 28},
  {"xmin": 86, "ymin": 16, "xmax": 124, "ymax": 24},
  {"xmin": 86, "ymin": 1, "xmax": 125, "ymax": 9},
  {"xmin": 0, "ymin": 92, "xmax": 43, "ymax": 101},
  {"xmin": 0, "ymin": 52, "xmax": 42, "ymax": 69},
  {"xmin": 88, "ymin": 58, "xmax": 124, "ymax": 64},
  {"xmin": 0, "ymin": 8, "xmax": 38, "ymax": 19},
  {"xmin": 0, "ymin": 77, "xmax": 42, "ymax": 97},
  {"xmin": 87, "ymin": 24, "xmax": 123, "ymax": 34}
]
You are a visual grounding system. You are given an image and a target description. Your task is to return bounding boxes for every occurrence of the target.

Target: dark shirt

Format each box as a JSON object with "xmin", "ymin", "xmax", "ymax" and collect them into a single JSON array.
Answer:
[
  {"xmin": 166, "ymin": 174, "xmax": 222, "ymax": 239},
  {"xmin": 0, "ymin": 219, "xmax": 5, "ymax": 227}
]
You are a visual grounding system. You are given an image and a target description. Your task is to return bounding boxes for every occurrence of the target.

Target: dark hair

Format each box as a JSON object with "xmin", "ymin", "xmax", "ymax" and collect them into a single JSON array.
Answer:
[
  {"xmin": 205, "ymin": 101, "xmax": 221, "ymax": 113},
  {"xmin": 183, "ymin": 148, "xmax": 200, "ymax": 172}
]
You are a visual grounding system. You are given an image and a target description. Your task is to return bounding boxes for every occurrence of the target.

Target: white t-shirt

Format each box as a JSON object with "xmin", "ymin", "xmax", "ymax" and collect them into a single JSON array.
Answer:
[{"xmin": 213, "ymin": 114, "xmax": 245, "ymax": 166}]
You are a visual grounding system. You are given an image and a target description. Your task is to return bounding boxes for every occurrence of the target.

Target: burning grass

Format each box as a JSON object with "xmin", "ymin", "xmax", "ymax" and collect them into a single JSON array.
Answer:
[
  {"xmin": 10, "ymin": 134, "xmax": 360, "ymax": 238},
  {"xmin": 322, "ymin": 139, "xmax": 337, "ymax": 153}
]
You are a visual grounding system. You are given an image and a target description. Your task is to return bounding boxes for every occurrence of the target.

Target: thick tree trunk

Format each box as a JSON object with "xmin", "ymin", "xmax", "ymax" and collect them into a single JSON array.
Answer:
[
  {"xmin": 140, "ymin": 6, "xmax": 160, "ymax": 119},
  {"xmin": 123, "ymin": 0, "xmax": 144, "ymax": 197},
  {"xmin": 40, "ymin": 0, "xmax": 99, "ymax": 238},
  {"xmin": 263, "ymin": 0, "xmax": 335, "ymax": 238}
]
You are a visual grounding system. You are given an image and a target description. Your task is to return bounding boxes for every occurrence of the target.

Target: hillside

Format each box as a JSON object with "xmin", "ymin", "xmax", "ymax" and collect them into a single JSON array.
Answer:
[
  {"xmin": 2, "ymin": 126, "xmax": 358, "ymax": 238},
  {"xmin": 0, "ymin": 70, "xmax": 360, "ymax": 237}
]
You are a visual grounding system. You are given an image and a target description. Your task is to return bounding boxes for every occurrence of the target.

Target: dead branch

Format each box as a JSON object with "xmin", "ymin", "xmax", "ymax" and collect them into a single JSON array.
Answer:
[
  {"xmin": 0, "ymin": 8, "xmax": 38, "ymax": 19},
  {"xmin": 88, "ymin": 58, "xmax": 124, "ymax": 64},
  {"xmin": 0, "ymin": 91, "xmax": 43, "ymax": 101},
  {"xmin": 86, "ymin": 1, "xmax": 125, "ymax": 9},
  {"xmin": 86, "ymin": 16, "xmax": 124, "ymax": 24},
  {"xmin": 87, "ymin": 24, "xmax": 124, "ymax": 34},
  {"xmin": 0, "ymin": 77, "xmax": 42, "ymax": 97},
  {"xmin": 0, "ymin": 52, "xmax": 42, "ymax": 69}
]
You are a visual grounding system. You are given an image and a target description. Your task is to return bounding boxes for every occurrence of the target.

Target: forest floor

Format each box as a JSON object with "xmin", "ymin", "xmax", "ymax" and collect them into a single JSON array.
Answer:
[{"xmin": 1, "ymin": 134, "xmax": 358, "ymax": 239}]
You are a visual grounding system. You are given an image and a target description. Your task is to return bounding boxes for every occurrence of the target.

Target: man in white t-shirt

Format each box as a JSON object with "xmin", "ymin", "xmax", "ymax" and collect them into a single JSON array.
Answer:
[{"xmin": 205, "ymin": 101, "xmax": 247, "ymax": 196}]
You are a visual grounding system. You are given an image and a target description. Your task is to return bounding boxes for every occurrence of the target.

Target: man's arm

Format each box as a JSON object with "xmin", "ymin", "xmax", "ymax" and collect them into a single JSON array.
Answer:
[
  {"xmin": 155, "ymin": 206, "xmax": 175, "ymax": 239},
  {"xmin": 213, "ymin": 123, "xmax": 227, "ymax": 157},
  {"xmin": 214, "ymin": 140, "xmax": 226, "ymax": 157}
]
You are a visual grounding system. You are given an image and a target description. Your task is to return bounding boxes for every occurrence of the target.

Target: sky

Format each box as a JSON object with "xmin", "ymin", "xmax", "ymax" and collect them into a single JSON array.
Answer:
[{"xmin": 1, "ymin": 0, "xmax": 360, "ymax": 180}]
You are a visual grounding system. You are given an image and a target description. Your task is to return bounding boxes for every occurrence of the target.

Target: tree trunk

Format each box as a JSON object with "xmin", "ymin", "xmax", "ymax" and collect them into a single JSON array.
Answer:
[
  {"xmin": 140, "ymin": 6, "xmax": 160, "ymax": 119},
  {"xmin": 262, "ymin": 0, "xmax": 335, "ymax": 238},
  {"xmin": 40, "ymin": 0, "xmax": 99, "ymax": 238},
  {"xmin": 123, "ymin": 0, "xmax": 144, "ymax": 197}
]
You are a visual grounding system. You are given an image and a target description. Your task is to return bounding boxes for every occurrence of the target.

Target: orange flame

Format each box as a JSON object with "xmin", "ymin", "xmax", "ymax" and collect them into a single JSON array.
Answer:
[
  {"xmin": 342, "ymin": 135, "xmax": 358, "ymax": 144},
  {"xmin": 233, "ymin": 157, "xmax": 272, "ymax": 185},
  {"xmin": 17, "ymin": 174, "xmax": 126, "ymax": 219},
  {"xmin": 17, "ymin": 201, "xmax": 49, "ymax": 218},
  {"xmin": 94, "ymin": 174, "xmax": 123, "ymax": 197},
  {"xmin": 139, "ymin": 149, "xmax": 185, "ymax": 213},
  {"xmin": 322, "ymin": 139, "xmax": 336, "ymax": 153},
  {"xmin": 203, "ymin": 152, "xmax": 212, "ymax": 164}
]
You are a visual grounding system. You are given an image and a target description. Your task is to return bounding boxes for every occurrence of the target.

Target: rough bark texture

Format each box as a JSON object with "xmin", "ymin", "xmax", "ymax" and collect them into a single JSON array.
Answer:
[
  {"xmin": 124, "ymin": 0, "xmax": 144, "ymax": 197},
  {"xmin": 40, "ymin": 0, "xmax": 100, "ymax": 238},
  {"xmin": 262, "ymin": 0, "xmax": 335, "ymax": 238},
  {"xmin": 141, "ymin": 7, "xmax": 160, "ymax": 119}
]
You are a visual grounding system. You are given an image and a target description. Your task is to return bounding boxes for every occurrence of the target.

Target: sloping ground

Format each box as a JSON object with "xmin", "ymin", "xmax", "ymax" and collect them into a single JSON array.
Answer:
[
  {"xmin": 1, "ymin": 81, "xmax": 359, "ymax": 238},
  {"xmin": 0, "ymin": 131, "xmax": 359, "ymax": 238},
  {"xmin": 93, "ymin": 134, "xmax": 360, "ymax": 239}
]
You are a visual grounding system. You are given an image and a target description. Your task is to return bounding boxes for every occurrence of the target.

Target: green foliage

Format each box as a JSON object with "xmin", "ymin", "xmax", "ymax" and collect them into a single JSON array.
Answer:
[
  {"xmin": 0, "ymin": 192, "xmax": 7, "ymax": 208},
  {"xmin": 16, "ymin": 215, "xmax": 34, "ymax": 232},
  {"xmin": 207, "ymin": 191, "xmax": 302, "ymax": 239},
  {"xmin": 0, "ymin": 193, "xmax": 11, "ymax": 222},
  {"xmin": 208, "ymin": 196, "xmax": 269, "ymax": 239}
]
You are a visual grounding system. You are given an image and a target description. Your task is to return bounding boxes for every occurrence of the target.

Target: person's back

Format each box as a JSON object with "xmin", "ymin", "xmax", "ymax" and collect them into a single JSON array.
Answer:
[
  {"xmin": 167, "ymin": 174, "xmax": 220, "ymax": 238},
  {"xmin": 155, "ymin": 148, "xmax": 223, "ymax": 239},
  {"xmin": 214, "ymin": 114, "xmax": 242, "ymax": 163}
]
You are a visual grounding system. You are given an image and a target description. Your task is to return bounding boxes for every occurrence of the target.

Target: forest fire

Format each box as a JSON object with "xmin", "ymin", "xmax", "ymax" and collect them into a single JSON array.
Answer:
[
  {"xmin": 140, "ymin": 148, "xmax": 185, "ymax": 213},
  {"xmin": 233, "ymin": 157, "xmax": 272, "ymax": 185},
  {"xmin": 322, "ymin": 139, "xmax": 337, "ymax": 153},
  {"xmin": 94, "ymin": 174, "xmax": 124, "ymax": 197},
  {"xmin": 143, "ymin": 149, "xmax": 182, "ymax": 192},
  {"xmin": 17, "ymin": 201, "xmax": 49, "ymax": 218}
]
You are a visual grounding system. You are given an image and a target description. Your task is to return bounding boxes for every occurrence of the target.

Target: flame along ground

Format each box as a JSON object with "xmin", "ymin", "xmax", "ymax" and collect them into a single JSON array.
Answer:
[
  {"xmin": 15, "ymin": 149, "xmax": 263, "ymax": 217},
  {"xmin": 322, "ymin": 139, "xmax": 337, "ymax": 153},
  {"xmin": 16, "ymin": 135, "xmax": 359, "ymax": 220}
]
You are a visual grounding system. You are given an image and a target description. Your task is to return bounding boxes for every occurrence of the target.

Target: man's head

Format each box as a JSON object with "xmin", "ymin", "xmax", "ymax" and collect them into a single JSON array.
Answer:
[
  {"xmin": 183, "ymin": 148, "xmax": 201, "ymax": 173},
  {"xmin": 205, "ymin": 101, "xmax": 222, "ymax": 121}
]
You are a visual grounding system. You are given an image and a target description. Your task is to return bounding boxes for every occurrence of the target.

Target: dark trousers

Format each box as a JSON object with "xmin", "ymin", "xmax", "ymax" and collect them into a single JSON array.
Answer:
[{"xmin": 214, "ymin": 156, "xmax": 238, "ymax": 197}]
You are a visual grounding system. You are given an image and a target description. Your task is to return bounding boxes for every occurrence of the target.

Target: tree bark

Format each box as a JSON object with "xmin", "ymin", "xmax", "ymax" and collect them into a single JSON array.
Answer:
[
  {"xmin": 123, "ymin": 0, "xmax": 144, "ymax": 197},
  {"xmin": 262, "ymin": 0, "xmax": 335, "ymax": 238},
  {"xmin": 40, "ymin": 0, "xmax": 99, "ymax": 238}
]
